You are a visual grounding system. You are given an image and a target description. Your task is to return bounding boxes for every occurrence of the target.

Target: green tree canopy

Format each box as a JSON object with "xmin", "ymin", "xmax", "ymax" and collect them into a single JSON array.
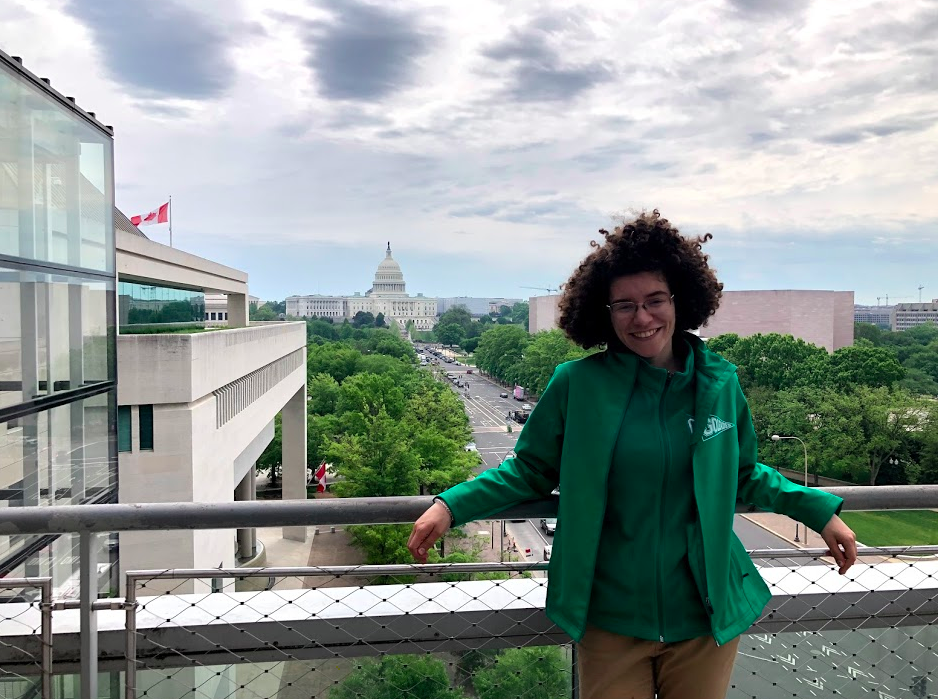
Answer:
[
  {"xmin": 474, "ymin": 325, "xmax": 530, "ymax": 385},
  {"xmin": 307, "ymin": 343, "xmax": 363, "ymax": 382},
  {"xmin": 327, "ymin": 410, "xmax": 420, "ymax": 497},
  {"xmin": 331, "ymin": 655, "xmax": 465, "ymax": 699},
  {"xmin": 352, "ymin": 311, "xmax": 376, "ymax": 328},
  {"xmin": 436, "ymin": 322, "xmax": 466, "ymax": 347},
  {"xmin": 828, "ymin": 344, "xmax": 905, "ymax": 389},
  {"xmin": 438, "ymin": 306, "xmax": 473, "ymax": 334},
  {"xmin": 517, "ymin": 329, "xmax": 588, "ymax": 396},
  {"xmin": 472, "ymin": 647, "xmax": 569, "ymax": 699},
  {"xmin": 511, "ymin": 301, "xmax": 529, "ymax": 330},
  {"xmin": 307, "ymin": 373, "xmax": 340, "ymax": 415},
  {"xmin": 718, "ymin": 333, "xmax": 829, "ymax": 392},
  {"xmin": 374, "ymin": 312, "xmax": 386, "ymax": 327}
]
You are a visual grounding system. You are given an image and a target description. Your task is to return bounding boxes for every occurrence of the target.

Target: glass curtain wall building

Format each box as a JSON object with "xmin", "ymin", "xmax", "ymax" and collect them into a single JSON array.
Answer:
[
  {"xmin": 0, "ymin": 51, "xmax": 117, "ymax": 599},
  {"xmin": 117, "ymin": 280, "xmax": 205, "ymax": 329}
]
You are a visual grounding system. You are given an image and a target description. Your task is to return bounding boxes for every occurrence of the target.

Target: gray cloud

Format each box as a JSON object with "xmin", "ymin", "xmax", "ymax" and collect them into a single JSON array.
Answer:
[
  {"xmin": 63, "ymin": 0, "xmax": 234, "ymax": 98},
  {"xmin": 301, "ymin": 0, "xmax": 433, "ymax": 101},
  {"xmin": 724, "ymin": 0, "xmax": 812, "ymax": 18},
  {"xmin": 480, "ymin": 13, "xmax": 612, "ymax": 102}
]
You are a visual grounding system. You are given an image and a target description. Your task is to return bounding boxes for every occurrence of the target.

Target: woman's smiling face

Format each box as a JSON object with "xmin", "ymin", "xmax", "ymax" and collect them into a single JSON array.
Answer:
[{"xmin": 608, "ymin": 271, "xmax": 677, "ymax": 370}]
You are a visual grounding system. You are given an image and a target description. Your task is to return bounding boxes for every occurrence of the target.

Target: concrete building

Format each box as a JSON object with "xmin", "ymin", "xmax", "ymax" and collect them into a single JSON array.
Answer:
[
  {"xmin": 437, "ymin": 297, "xmax": 523, "ymax": 317},
  {"xmin": 854, "ymin": 304, "xmax": 893, "ymax": 330},
  {"xmin": 287, "ymin": 243, "xmax": 438, "ymax": 330},
  {"xmin": 0, "ymin": 50, "xmax": 118, "ymax": 598},
  {"xmin": 204, "ymin": 293, "xmax": 260, "ymax": 324},
  {"xmin": 115, "ymin": 230, "xmax": 307, "ymax": 593},
  {"xmin": 892, "ymin": 301, "xmax": 938, "ymax": 332},
  {"xmin": 528, "ymin": 289, "xmax": 855, "ymax": 352}
]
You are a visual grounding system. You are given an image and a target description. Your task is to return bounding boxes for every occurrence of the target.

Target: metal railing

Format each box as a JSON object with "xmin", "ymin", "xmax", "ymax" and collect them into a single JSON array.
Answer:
[{"xmin": 0, "ymin": 485, "xmax": 935, "ymax": 699}]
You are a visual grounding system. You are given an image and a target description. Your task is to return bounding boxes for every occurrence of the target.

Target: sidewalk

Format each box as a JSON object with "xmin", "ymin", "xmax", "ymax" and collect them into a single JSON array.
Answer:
[{"xmin": 740, "ymin": 512, "xmax": 891, "ymax": 564}]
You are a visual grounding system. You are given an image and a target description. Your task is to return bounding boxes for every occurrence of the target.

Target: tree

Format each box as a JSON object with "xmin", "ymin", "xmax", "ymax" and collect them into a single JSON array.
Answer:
[
  {"xmin": 511, "ymin": 301, "xmax": 529, "ymax": 331},
  {"xmin": 331, "ymin": 655, "xmax": 466, "ymax": 699},
  {"xmin": 438, "ymin": 306, "xmax": 473, "ymax": 335},
  {"xmin": 828, "ymin": 344, "xmax": 905, "ymax": 389},
  {"xmin": 718, "ymin": 333, "xmax": 830, "ymax": 392},
  {"xmin": 352, "ymin": 311, "xmax": 376, "ymax": 328},
  {"xmin": 472, "ymin": 647, "xmax": 569, "ymax": 699},
  {"xmin": 326, "ymin": 410, "xmax": 420, "ymax": 497},
  {"xmin": 854, "ymin": 322, "xmax": 884, "ymax": 345},
  {"xmin": 517, "ymin": 329, "xmax": 588, "ymax": 396},
  {"xmin": 374, "ymin": 312, "xmax": 386, "ymax": 328},
  {"xmin": 307, "ymin": 318, "xmax": 338, "ymax": 342},
  {"xmin": 499, "ymin": 305, "xmax": 512, "ymax": 317},
  {"xmin": 307, "ymin": 373, "xmax": 340, "ymax": 415},
  {"xmin": 474, "ymin": 325, "xmax": 530, "ymax": 384},
  {"xmin": 255, "ymin": 414, "xmax": 283, "ymax": 484},
  {"xmin": 251, "ymin": 304, "xmax": 278, "ymax": 321},
  {"xmin": 706, "ymin": 333, "xmax": 741, "ymax": 356},
  {"xmin": 461, "ymin": 336, "xmax": 480, "ymax": 354},
  {"xmin": 307, "ymin": 343, "xmax": 362, "ymax": 382},
  {"xmin": 436, "ymin": 322, "xmax": 465, "ymax": 347}
]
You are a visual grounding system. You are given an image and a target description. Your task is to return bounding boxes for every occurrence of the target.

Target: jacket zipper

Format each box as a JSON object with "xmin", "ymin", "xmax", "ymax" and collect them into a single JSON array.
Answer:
[{"xmin": 657, "ymin": 372, "xmax": 673, "ymax": 642}]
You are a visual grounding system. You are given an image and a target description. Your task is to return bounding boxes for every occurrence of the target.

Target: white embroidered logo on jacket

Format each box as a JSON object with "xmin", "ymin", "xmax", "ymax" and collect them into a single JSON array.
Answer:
[{"xmin": 701, "ymin": 415, "xmax": 735, "ymax": 442}]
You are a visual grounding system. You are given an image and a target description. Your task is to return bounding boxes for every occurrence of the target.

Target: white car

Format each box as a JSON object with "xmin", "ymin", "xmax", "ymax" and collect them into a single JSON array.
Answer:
[
  {"xmin": 543, "ymin": 545, "xmax": 552, "ymax": 561},
  {"xmin": 464, "ymin": 442, "xmax": 477, "ymax": 452},
  {"xmin": 521, "ymin": 403, "xmax": 533, "ymax": 411}
]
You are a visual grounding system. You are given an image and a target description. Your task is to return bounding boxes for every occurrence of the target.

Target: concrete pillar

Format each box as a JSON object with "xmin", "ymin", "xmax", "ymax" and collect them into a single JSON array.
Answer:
[
  {"xmin": 227, "ymin": 292, "xmax": 249, "ymax": 328},
  {"xmin": 235, "ymin": 466, "xmax": 256, "ymax": 560},
  {"xmin": 281, "ymin": 385, "xmax": 308, "ymax": 542}
]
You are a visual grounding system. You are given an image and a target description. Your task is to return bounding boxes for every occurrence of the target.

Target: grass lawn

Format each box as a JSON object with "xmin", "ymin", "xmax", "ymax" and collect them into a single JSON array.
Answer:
[{"xmin": 839, "ymin": 510, "xmax": 938, "ymax": 546}]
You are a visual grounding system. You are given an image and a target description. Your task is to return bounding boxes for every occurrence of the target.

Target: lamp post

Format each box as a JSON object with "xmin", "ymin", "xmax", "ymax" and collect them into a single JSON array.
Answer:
[{"xmin": 771, "ymin": 434, "xmax": 809, "ymax": 544}]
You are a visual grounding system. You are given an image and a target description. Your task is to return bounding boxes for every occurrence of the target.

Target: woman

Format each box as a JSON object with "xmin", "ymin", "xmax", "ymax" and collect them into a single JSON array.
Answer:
[{"xmin": 407, "ymin": 210, "xmax": 857, "ymax": 699}]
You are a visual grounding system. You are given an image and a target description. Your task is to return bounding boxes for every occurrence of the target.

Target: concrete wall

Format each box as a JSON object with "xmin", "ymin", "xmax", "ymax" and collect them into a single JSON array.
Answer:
[
  {"xmin": 117, "ymin": 323, "xmax": 306, "ymax": 405},
  {"xmin": 529, "ymin": 295, "xmax": 562, "ymax": 334},
  {"xmin": 116, "ymin": 230, "xmax": 247, "ymax": 295},
  {"xmin": 702, "ymin": 290, "xmax": 855, "ymax": 352},
  {"xmin": 117, "ymin": 323, "xmax": 307, "ymax": 591}
]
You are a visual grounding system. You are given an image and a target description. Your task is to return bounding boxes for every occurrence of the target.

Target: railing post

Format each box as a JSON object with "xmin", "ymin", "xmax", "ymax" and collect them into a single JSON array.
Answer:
[
  {"xmin": 125, "ymin": 574, "xmax": 137, "ymax": 699},
  {"xmin": 40, "ymin": 579, "xmax": 52, "ymax": 699},
  {"xmin": 80, "ymin": 531, "xmax": 98, "ymax": 699}
]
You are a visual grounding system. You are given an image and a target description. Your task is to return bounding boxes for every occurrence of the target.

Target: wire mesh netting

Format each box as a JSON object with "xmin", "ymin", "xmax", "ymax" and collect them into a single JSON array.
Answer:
[
  {"xmin": 121, "ymin": 547, "xmax": 937, "ymax": 699},
  {"xmin": 0, "ymin": 579, "xmax": 51, "ymax": 699}
]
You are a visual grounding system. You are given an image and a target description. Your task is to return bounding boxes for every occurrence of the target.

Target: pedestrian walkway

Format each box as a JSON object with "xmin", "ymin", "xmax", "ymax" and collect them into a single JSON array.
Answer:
[{"xmin": 741, "ymin": 512, "xmax": 891, "ymax": 564}]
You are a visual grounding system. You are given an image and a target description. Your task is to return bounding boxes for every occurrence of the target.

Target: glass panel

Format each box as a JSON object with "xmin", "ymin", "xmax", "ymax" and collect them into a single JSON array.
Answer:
[
  {"xmin": 117, "ymin": 405, "xmax": 131, "ymax": 453},
  {"xmin": 0, "ymin": 391, "xmax": 116, "ymax": 595},
  {"xmin": 0, "ymin": 60, "xmax": 113, "ymax": 272},
  {"xmin": 138, "ymin": 404, "xmax": 153, "ymax": 451},
  {"xmin": 0, "ymin": 265, "xmax": 113, "ymax": 411},
  {"xmin": 117, "ymin": 280, "xmax": 205, "ymax": 329},
  {"xmin": 731, "ymin": 627, "xmax": 938, "ymax": 698}
]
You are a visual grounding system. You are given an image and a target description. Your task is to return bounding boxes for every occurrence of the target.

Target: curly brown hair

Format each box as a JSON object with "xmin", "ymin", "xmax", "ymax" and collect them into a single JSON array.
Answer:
[{"xmin": 559, "ymin": 210, "xmax": 723, "ymax": 349}]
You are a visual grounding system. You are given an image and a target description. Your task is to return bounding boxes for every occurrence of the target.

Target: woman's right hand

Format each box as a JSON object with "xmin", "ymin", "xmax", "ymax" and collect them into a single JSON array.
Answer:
[{"xmin": 407, "ymin": 501, "xmax": 452, "ymax": 563}]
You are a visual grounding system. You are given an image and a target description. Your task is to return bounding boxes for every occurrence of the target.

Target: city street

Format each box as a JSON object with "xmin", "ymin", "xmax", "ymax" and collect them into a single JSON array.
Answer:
[{"xmin": 436, "ymin": 359, "xmax": 802, "ymax": 567}]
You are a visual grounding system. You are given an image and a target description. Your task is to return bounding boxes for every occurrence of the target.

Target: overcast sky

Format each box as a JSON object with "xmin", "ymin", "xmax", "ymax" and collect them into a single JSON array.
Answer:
[{"xmin": 4, "ymin": 0, "xmax": 937, "ymax": 305}]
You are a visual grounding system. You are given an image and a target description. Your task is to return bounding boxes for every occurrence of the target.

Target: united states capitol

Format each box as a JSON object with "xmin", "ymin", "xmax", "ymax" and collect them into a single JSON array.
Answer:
[{"xmin": 285, "ymin": 242, "xmax": 519, "ymax": 331}]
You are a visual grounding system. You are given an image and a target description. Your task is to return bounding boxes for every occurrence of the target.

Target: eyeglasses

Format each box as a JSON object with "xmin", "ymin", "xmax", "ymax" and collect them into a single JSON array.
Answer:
[{"xmin": 606, "ymin": 294, "xmax": 674, "ymax": 317}]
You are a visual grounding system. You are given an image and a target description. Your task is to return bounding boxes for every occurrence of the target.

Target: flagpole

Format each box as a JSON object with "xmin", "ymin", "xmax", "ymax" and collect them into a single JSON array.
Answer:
[{"xmin": 168, "ymin": 195, "xmax": 173, "ymax": 247}]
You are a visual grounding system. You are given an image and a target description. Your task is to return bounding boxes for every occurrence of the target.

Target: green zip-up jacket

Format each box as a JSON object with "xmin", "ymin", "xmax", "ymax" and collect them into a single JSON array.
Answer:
[{"xmin": 438, "ymin": 334, "xmax": 843, "ymax": 645}]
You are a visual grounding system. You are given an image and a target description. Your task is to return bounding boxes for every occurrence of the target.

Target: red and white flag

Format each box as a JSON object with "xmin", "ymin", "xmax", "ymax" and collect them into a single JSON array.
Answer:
[
  {"xmin": 130, "ymin": 201, "xmax": 169, "ymax": 227},
  {"xmin": 315, "ymin": 461, "xmax": 328, "ymax": 493}
]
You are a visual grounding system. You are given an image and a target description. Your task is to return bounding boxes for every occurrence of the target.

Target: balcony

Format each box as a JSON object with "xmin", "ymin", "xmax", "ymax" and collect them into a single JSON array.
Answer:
[{"xmin": 0, "ymin": 486, "xmax": 936, "ymax": 698}]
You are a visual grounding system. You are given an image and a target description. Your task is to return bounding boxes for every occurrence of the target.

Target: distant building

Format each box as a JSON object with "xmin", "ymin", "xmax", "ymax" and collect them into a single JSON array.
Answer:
[
  {"xmin": 287, "ymin": 244, "xmax": 438, "ymax": 330},
  {"xmin": 437, "ymin": 297, "xmax": 523, "ymax": 316},
  {"xmin": 528, "ymin": 289, "xmax": 855, "ymax": 352},
  {"xmin": 854, "ymin": 305, "xmax": 893, "ymax": 330},
  {"xmin": 204, "ymin": 293, "xmax": 260, "ymax": 324},
  {"xmin": 892, "ymin": 301, "xmax": 938, "ymax": 331}
]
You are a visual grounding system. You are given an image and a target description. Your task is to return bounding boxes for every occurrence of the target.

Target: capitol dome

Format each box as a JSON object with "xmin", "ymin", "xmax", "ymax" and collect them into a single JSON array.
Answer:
[{"xmin": 368, "ymin": 242, "xmax": 407, "ymax": 296}]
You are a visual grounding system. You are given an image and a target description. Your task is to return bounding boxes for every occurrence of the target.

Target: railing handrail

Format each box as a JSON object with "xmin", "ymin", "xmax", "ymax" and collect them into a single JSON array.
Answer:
[{"xmin": 1, "ymin": 485, "xmax": 937, "ymax": 536}]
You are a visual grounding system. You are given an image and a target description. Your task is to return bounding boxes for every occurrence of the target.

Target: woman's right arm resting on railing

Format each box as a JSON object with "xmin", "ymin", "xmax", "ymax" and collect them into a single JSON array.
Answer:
[{"xmin": 407, "ymin": 365, "xmax": 569, "ymax": 563}]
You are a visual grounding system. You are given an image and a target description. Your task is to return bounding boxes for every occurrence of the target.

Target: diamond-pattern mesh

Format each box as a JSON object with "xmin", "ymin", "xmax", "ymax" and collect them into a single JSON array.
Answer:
[
  {"xmin": 0, "ymin": 580, "xmax": 50, "ymax": 699},
  {"xmin": 121, "ymin": 547, "xmax": 937, "ymax": 699}
]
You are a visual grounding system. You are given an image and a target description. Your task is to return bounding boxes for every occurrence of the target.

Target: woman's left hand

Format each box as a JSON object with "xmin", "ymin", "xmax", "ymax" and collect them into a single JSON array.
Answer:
[{"xmin": 819, "ymin": 514, "xmax": 858, "ymax": 575}]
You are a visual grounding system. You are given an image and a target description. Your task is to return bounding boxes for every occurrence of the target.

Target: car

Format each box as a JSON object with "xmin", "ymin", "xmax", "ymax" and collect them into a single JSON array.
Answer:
[
  {"xmin": 466, "ymin": 369, "xmax": 473, "ymax": 374},
  {"xmin": 540, "ymin": 518, "xmax": 557, "ymax": 535},
  {"xmin": 521, "ymin": 403, "xmax": 533, "ymax": 411},
  {"xmin": 499, "ymin": 392, "xmax": 509, "ymax": 398},
  {"xmin": 464, "ymin": 442, "xmax": 477, "ymax": 452},
  {"xmin": 543, "ymin": 545, "xmax": 552, "ymax": 561}
]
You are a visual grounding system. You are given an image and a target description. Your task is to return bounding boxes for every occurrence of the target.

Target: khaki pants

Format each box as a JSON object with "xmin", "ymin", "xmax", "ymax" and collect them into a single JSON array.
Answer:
[{"xmin": 577, "ymin": 625, "xmax": 740, "ymax": 699}]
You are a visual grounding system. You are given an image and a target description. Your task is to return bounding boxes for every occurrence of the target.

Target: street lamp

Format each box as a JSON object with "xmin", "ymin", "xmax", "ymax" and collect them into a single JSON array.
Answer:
[{"xmin": 771, "ymin": 434, "xmax": 809, "ymax": 544}]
